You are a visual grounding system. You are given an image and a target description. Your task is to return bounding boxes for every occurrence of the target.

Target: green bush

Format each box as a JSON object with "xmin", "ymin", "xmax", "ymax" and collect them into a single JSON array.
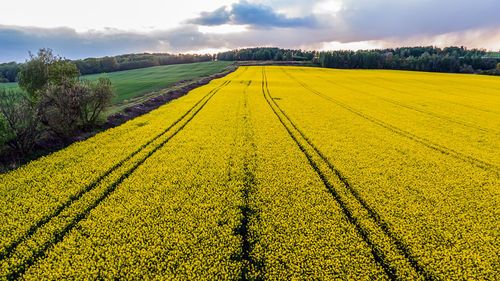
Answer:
[
  {"xmin": 0, "ymin": 113, "xmax": 8, "ymax": 152},
  {"xmin": 80, "ymin": 77, "xmax": 115, "ymax": 127},
  {"xmin": 39, "ymin": 79, "xmax": 88, "ymax": 137},
  {"xmin": 0, "ymin": 89, "xmax": 41, "ymax": 155},
  {"xmin": 39, "ymin": 77, "xmax": 116, "ymax": 136}
]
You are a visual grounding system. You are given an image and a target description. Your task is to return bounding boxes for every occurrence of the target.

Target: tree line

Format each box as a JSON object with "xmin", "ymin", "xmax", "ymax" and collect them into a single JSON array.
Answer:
[
  {"xmin": 217, "ymin": 47, "xmax": 315, "ymax": 62},
  {"xmin": 0, "ymin": 53, "xmax": 213, "ymax": 82},
  {"xmin": 216, "ymin": 46, "xmax": 500, "ymax": 74},
  {"xmin": 317, "ymin": 46, "xmax": 500, "ymax": 74}
]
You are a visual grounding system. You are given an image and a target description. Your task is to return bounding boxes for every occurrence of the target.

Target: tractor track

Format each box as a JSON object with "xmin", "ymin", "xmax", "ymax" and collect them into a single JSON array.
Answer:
[
  {"xmin": 309, "ymin": 69, "xmax": 498, "ymax": 135},
  {"xmin": 2, "ymin": 70, "xmax": 243, "ymax": 280},
  {"xmin": 281, "ymin": 67, "xmax": 499, "ymax": 174},
  {"xmin": 261, "ymin": 66, "xmax": 436, "ymax": 281},
  {"xmin": 0, "ymin": 79, "xmax": 230, "ymax": 263},
  {"xmin": 234, "ymin": 75, "xmax": 259, "ymax": 281},
  {"xmin": 354, "ymin": 72, "xmax": 500, "ymax": 115}
]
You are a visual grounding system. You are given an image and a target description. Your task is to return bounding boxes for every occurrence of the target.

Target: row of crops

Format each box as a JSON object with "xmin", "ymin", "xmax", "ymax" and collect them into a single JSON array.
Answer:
[{"xmin": 0, "ymin": 66, "xmax": 498, "ymax": 280}]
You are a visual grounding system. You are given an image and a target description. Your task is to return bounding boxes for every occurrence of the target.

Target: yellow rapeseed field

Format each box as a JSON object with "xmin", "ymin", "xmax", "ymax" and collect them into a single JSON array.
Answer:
[{"xmin": 0, "ymin": 66, "xmax": 498, "ymax": 280}]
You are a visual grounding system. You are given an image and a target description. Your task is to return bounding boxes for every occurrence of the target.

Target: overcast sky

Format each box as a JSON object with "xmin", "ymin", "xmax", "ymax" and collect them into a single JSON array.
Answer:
[{"xmin": 1, "ymin": 0, "xmax": 500, "ymax": 62}]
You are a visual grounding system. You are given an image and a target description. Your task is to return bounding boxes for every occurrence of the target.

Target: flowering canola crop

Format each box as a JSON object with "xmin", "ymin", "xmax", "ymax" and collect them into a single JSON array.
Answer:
[{"xmin": 0, "ymin": 66, "xmax": 498, "ymax": 280}]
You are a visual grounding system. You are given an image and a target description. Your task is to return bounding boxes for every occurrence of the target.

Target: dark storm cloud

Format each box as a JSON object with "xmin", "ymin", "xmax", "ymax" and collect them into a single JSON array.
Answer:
[
  {"xmin": 189, "ymin": 0, "xmax": 318, "ymax": 28},
  {"xmin": 189, "ymin": 7, "xmax": 231, "ymax": 26},
  {"xmin": 230, "ymin": 0, "xmax": 317, "ymax": 28}
]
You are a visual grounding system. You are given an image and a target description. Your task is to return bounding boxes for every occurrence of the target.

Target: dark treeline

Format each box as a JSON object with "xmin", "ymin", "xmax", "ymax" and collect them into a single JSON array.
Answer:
[
  {"xmin": 217, "ymin": 46, "xmax": 500, "ymax": 74},
  {"xmin": 217, "ymin": 47, "xmax": 315, "ymax": 61},
  {"xmin": 0, "ymin": 53, "xmax": 213, "ymax": 82},
  {"xmin": 0, "ymin": 62, "xmax": 20, "ymax": 83},
  {"xmin": 318, "ymin": 46, "xmax": 500, "ymax": 74}
]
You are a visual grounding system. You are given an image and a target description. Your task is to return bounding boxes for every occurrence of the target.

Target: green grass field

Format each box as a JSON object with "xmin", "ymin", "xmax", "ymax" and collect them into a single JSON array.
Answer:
[
  {"xmin": 0, "ymin": 61, "xmax": 232, "ymax": 103},
  {"xmin": 483, "ymin": 52, "xmax": 500, "ymax": 58},
  {"xmin": 0, "ymin": 82, "xmax": 18, "ymax": 89}
]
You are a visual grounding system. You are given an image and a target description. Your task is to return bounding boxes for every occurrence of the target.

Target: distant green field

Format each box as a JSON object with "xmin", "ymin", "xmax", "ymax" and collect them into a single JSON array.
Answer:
[
  {"xmin": 84, "ymin": 61, "xmax": 232, "ymax": 102},
  {"xmin": 0, "ymin": 82, "xmax": 19, "ymax": 90},
  {"xmin": 0, "ymin": 61, "xmax": 233, "ymax": 103},
  {"xmin": 483, "ymin": 52, "xmax": 500, "ymax": 58}
]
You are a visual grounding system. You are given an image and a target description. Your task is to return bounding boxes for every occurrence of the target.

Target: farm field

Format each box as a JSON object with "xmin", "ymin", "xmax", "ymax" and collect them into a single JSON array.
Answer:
[
  {"xmin": 0, "ymin": 82, "xmax": 17, "ymax": 89},
  {"xmin": 0, "ymin": 61, "xmax": 233, "ymax": 103},
  {"xmin": 0, "ymin": 66, "xmax": 498, "ymax": 280}
]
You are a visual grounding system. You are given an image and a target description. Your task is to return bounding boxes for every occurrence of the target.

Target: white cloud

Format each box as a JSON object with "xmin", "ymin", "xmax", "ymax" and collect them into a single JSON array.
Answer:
[
  {"xmin": 198, "ymin": 25, "xmax": 249, "ymax": 34},
  {"xmin": 378, "ymin": 27, "xmax": 500, "ymax": 51},
  {"xmin": 0, "ymin": 0, "xmax": 237, "ymax": 32},
  {"xmin": 1, "ymin": 0, "xmax": 500, "ymax": 62},
  {"xmin": 313, "ymin": 0, "xmax": 343, "ymax": 14},
  {"xmin": 321, "ymin": 40, "xmax": 383, "ymax": 51}
]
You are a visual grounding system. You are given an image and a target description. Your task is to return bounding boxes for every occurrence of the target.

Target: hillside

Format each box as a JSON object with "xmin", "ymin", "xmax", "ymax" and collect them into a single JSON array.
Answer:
[{"xmin": 0, "ymin": 61, "xmax": 233, "ymax": 103}]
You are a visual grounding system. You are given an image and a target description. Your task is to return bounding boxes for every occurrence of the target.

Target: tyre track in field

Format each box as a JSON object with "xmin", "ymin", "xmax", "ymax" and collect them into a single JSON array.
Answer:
[
  {"xmin": 347, "ymin": 71, "xmax": 500, "ymax": 115},
  {"xmin": 319, "ymin": 68, "xmax": 500, "ymax": 115},
  {"xmin": 368, "ymin": 73, "xmax": 500, "ymax": 98},
  {"xmin": 282, "ymin": 67, "xmax": 499, "ymax": 174},
  {"xmin": 309, "ymin": 69, "xmax": 498, "ymax": 135},
  {"xmin": 442, "ymin": 99, "xmax": 500, "ymax": 115},
  {"xmin": 3, "ymin": 70, "xmax": 243, "ymax": 280},
  {"xmin": 0, "ymin": 79, "xmax": 231, "ymax": 264},
  {"xmin": 409, "ymin": 77, "xmax": 500, "ymax": 97},
  {"xmin": 367, "ymin": 75, "xmax": 500, "ymax": 115},
  {"xmin": 231, "ymin": 78, "xmax": 260, "ymax": 281},
  {"xmin": 262, "ymin": 67, "xmax": 435, "ymax": 281}
]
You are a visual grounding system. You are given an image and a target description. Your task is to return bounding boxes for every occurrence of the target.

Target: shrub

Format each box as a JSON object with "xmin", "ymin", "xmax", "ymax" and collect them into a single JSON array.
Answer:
[
  {"xmin": 0, "ymin": 113, "xmax": 8, "ymax": 152},
  {"xmin": 39, "ymin": 79, "xmax": 88, "ymax": 137},
  {"xmin": 39, "ymin": 77, "xmax": 116, "ymax": 136},
  {"xmin": 0, "ymin": 89, "xmax": 41, "ymax": 155},
  {"xmin": 79, "ymin": 77, "xmax": 115, "ymax": 127},
  {"xmin": 459, "ymin": 64, "xmax": 474, "ymax": 73}
]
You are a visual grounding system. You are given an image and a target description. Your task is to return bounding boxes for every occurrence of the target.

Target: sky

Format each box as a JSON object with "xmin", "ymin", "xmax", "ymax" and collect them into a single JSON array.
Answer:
[{"xmin": 1, "ymin": 0, "xmax": 500, "ymax": 62}]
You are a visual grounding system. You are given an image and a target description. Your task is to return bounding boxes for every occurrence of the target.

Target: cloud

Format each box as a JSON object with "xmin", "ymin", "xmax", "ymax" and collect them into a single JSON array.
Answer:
[
  {"xmin": 1, "ymin": 1, "xmax": 500, "ymax": 63},
  {"xmin": 376, "ymin": 27, "xmax": 500, "ymax": 51},
  {"xmin": 189, "ymin": 0, "xmax": 318, "ymax": 28},
  {"xmin": 0, "ymin": 23, "xmax": 323, "ymax": 63},
  {"xmin": 0, "ymin": 25, "xmax": 237, "ymax": 62},
  {"xmin": 338, "ymin": 0, "xmax": 500, "ymax": 41},
  {"xmin": 188, "ymin": 0, "xmax": 500, "ymax": 42},
  {"xmin": 0, "ymin": 25, "xmax": 156, "ymax": 62},
  {"xmin": 189, "ymin": 7, "xmax": 231, "ymax": 26}
]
